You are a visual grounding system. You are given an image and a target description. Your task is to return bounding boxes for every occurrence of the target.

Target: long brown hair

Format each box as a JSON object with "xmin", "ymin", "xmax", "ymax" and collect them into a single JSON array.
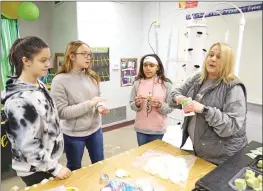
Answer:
[
  {"xmin": 59, "ymin": 40, "xmax": 100, "ymax": 84},
  {"xmin": 135, "ymin": 54, "xmax": 172, "ymax": 84}
]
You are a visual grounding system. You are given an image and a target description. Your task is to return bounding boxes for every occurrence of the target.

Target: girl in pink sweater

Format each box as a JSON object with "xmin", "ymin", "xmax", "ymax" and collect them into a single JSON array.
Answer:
[{"xmin": 130, "ymin": 54, "xmax": 173, "ymax": 146}]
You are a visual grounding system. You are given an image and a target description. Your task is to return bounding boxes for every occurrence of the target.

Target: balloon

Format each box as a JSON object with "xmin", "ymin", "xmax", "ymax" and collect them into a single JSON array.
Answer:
[
  {"xmin": 18, "ymin": 2, "xmax": 39, "ymax": 21},
  {"xmin": 1, "ymin": 2, "xmax": 21, "ymax": 19}
]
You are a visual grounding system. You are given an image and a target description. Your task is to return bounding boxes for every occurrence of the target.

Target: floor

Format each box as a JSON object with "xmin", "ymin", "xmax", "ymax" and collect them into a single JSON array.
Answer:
[{"xmin": 1, "ymin": 124, "xmax": 193, "ymax": 191}]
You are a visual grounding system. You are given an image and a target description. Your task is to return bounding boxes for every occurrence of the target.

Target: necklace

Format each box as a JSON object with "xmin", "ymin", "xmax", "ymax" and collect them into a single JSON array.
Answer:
[{"xmin": 136, "ymin": 76, "xmax": 156, "ymax": 117}]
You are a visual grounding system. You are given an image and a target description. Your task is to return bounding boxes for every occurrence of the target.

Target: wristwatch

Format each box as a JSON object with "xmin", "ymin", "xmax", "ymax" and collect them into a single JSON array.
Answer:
[{"xmin": 201, "ymin": 106, "xmax": 209, "ymax": 115}]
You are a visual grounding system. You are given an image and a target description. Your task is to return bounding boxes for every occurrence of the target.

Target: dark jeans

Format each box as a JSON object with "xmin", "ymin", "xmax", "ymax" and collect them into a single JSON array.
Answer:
[
  {"xmin": 136, "ymin": 132, "xmax": 164, "ymax": 146},
  {"xmin": 21, "ymin": 172, "xmax": 53, "ymax": 186},
  {"xmin": 63, "ymin": 128, "xmax": 104, "ymax": 171}
]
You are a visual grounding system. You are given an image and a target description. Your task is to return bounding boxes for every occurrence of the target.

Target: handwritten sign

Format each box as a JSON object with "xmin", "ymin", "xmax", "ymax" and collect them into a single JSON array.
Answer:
[
  {"xmin": 1, "ymin": 134, "xmax": 8, "ymax": 147},
  {"xmin": 1, "ymin": 122, "xmax": 13, "ymax": 173}
]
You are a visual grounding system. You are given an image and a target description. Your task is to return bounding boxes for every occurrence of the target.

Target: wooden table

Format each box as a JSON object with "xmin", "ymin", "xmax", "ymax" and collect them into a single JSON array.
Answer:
[{"xmin": 21, "ymin": 140, "xmax": 216, "ymax": 191}]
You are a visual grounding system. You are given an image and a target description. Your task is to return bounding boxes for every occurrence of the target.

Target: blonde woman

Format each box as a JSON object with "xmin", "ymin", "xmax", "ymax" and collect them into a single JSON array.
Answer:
[
  {"xmin": 168, "ymin": 43, "xmax": 247, "ymax": 165},
  {"xmin": 51, "ymin": 40, "xmax": 109, "ymax": 171}
]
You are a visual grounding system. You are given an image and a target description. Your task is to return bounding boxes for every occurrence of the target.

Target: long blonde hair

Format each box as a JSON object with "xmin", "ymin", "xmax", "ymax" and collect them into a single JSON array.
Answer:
[
  {"xmin": 200, "ymin": 42, "xmax": 235, "ymax": 83},
  {"xmin": 59, "ymin": 40, "xmax": 100, "ymax": 84}
]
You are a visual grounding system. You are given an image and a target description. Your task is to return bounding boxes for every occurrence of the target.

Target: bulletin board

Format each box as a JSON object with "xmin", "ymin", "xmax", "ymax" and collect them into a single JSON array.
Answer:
[
  {"xmin": 120, "ymin": 58, "xmax": 137, "ymax": 87},
  {"xmin": 91, "ymin": 47, "xmax": 110, "ymax": 82}
]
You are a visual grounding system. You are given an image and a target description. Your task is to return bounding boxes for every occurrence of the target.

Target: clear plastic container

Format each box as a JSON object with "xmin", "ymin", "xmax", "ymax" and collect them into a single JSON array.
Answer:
[
  {"xmin": 249, "ymin": 155, "xmax": 263, "ymax": 172},
  {"xmin": 228, "ymin": 167, "xmax": 263, "ymax": 191}
]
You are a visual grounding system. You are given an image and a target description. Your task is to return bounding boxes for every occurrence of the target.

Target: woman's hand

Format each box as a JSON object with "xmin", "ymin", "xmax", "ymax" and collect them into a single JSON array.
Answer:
[
  {"xmin": 98, "ymin": 106, "xmax": 109, "ymax": 115},
  {"xmin": 183, "ymin": 100, "xmax": 204, "ymax": 113},
  {"xmin": 192, "ymin": 101, "xmax": 205, "ymax": 113},
  {"xmin": 175, "ymin": 95, "xmax": 187, "ymax": 105}
]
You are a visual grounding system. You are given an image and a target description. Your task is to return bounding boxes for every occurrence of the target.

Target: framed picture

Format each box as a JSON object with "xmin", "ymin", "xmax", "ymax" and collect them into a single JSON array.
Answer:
[
  {"xmin": 120, "ymin": 58, "xmax": 137, "ymax": 87},
  {"xmin": 51, "ymin": 53, "xmax": 64, "ymax": 74},
  {"xmin": 91, "ymin": 47, "xmax": 110, "ymax": 82}
]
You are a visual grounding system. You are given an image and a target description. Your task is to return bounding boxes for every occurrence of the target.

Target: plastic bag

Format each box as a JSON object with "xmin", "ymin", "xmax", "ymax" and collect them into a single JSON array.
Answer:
[
  {"xmin": 101, "ymin": 178, "xmax": 165, "ymax": 191},
  {"xmin": 126, "ymin": 177, "xmax": 165, "ymax": 191},
  {"xmin": 100, "ymin": 179, "xmax": 138, "ymax": 191},
  {"xmin": 133, "ymin": 149, "xmax": 197, "ymax": 188}
]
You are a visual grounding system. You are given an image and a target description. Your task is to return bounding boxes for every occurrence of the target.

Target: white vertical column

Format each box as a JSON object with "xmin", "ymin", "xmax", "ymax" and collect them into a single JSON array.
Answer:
[{"xmin": 185, "ymin": 19, "xmax": 207, "ymax": 78}]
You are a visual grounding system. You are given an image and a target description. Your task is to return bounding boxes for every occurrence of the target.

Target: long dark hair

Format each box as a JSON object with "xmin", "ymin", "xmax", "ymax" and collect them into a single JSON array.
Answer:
[
  {"xmin": 135, "ymin": 54, "xmax": 172, "ymax": 84},
  {"xmin": 8, "ymin": 36, "xmax": 48, "ymax": 78}
]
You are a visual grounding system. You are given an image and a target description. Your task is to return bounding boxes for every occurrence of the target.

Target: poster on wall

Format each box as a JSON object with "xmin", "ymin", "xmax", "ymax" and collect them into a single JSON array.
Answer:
[
  {"xmin": 91, "ymin": 47, "xmax": 110, "ymax": 82},
  {"xmin": 179, "ymin": 1, "xmax": 198, "ymax": 9},
  {"xmin": 50, "ymin": 53, "xmax": 64, "ymax": 74},
  {"xmin": 120, "ymin": 58, "xmax": 137, "ymax": 87}
]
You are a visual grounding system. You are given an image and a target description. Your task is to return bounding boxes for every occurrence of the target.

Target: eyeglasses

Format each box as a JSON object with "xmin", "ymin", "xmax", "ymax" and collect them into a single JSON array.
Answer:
[{"xmin": 75, "ymin": 52, "xmax": 93, "ymax": 58}]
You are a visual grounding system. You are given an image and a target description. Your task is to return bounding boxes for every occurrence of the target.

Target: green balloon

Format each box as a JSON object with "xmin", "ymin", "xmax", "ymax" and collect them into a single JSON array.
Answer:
[{"xmin": 18, "ymin": 2, "xmax": 39, "ymax": 21}]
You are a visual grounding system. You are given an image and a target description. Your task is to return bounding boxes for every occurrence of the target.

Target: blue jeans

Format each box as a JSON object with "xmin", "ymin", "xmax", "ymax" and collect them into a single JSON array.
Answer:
[
  {"xmin": 63, "ymin": 128, "xmax": 104, "ymax": 171},
  {"xmin": 136, "ymin": 132, "xmax": 164, "ymax": 146}
]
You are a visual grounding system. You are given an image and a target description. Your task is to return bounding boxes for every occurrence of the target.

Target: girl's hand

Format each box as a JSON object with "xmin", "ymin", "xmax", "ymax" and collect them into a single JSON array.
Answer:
[
  {"xmin": 150, "ymin": 98, "xmax": 162, "ymax": 108},
  {"xmin": 135, "ymin": 95, "xmax": 143, "ymax": 107},
  {"xmin": 56, "ymin": 166, "xmax": 71, "ymax": 180},
  {"xmin": 89, "ymin": 97, "xmax": 106, "ymax": 108},
  {"xmin": 98, "ymin": 106, "xmax": 109, "ymax": 115}
]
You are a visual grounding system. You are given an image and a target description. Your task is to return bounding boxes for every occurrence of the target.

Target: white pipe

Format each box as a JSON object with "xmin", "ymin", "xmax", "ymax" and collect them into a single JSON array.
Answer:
[
  {"xmin": 202, "ymin": 2, "xmax": 245, "ymax": 20},
  {"xmin": 165, "ymin": 25, "xmax": 174, "ymax": 75},
  {"xmin": 225, "ymin": 30, "xmax": 229, "ymax": 43},
  {"xmin": 155, "ymin": 2, "xmax": 160, "ymax": 54},
  {"xmin": 202, "ymin": 2, "xmax": 245, "ymax": 76},
  {"xmin": 206, "ymin": 10, "xmax": 229, "ymax": 42},
  {"xmin": 157, "ymin": 2, "xmax": 160, "ymax": 19},
  {"xmin": 176, "ymin": 27, "xmax": 180, "ymax": 60},
  {"xmin": 159, "ymin": 8, "xmax": 193, "ymax": 25},
  {"xmin": 235, "ymin": 17, "xmax": 245, "ymax": 75},
  {"xmin": 162, "ymin": 9, "xmax": 194, "ymax": 73}
]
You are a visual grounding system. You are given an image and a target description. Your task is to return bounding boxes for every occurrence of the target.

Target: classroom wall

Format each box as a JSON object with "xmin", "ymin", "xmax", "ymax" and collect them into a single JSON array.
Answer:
[
  {"xmin": 18, "ymin": 2, "xmax": 53, "ymax": 48},
  {"xmin": 18, "ymin": 1, "xmax": 78, "ymax": 69},
  {"xmin": 76, "ymin": 2, "xmax": 144, "ymax": 124},
  {"xmin": 50, "ymin": 2, "xmax": 78, "ymax": 68}
]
